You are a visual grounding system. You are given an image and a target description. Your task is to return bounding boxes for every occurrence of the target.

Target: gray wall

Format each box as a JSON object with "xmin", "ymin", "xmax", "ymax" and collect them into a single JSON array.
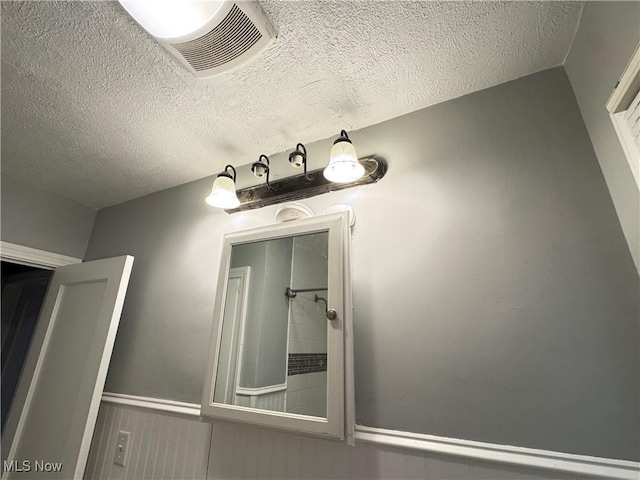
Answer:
[
  {"xmin": 231, "ymin": 238, "xmax": 292, "ymax": 388},
  {"xmin": 564, "ymin": 1, "xmax": 640, "ymax": 273},
  {"xmin": 84, "ymin": 68, "xmax": 640, "ymax": 460},
  {"xmin": 1, "ymin": 174, "xmax": 96, "ymax": 258}
]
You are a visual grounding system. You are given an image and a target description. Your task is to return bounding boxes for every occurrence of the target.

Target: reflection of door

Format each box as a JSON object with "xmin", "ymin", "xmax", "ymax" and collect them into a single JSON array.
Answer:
[
  {"xmin": 2, "ymin": 255, "xmax": 133, "ymax": 480},
  {"xmin": 214, "ymin": 267, "xmax": 249, "ymax": 404}
]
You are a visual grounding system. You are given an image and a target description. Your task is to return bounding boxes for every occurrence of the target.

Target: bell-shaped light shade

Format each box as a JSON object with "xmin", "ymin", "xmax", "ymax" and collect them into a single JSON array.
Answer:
[
  {"xmin": 205, "ymin": 175, "xmax": 240, "ymax": 209},
  {"xmin": 324, "ymin": 140, "xmax": 364, "ymax": 183},
  {"xmin": 118, "ymin": 0, "xmax": 225, "ymax": 40}
]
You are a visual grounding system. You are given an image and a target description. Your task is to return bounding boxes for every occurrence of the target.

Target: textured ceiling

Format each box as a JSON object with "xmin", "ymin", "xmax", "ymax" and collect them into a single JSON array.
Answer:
[{"xmin": 1, "ymin": 1, "xmax": 583, "ymax": 209}]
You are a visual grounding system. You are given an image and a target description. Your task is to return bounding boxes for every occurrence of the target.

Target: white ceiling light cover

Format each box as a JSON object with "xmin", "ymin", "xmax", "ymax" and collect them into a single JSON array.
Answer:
[
  {"xmin": 324, "ymin": 138, "xmax": 364, "ymax": 183},
  {"xmin": 118, "ymin": 0, "xmax": 275, "ymax": 78},
  {"xmin": 206, "ymin": 174, "xmax": 240, "ymax": 209},
  {"xmin": 119, "ymin": 1, "xmax": 226, "ymax": 40}
]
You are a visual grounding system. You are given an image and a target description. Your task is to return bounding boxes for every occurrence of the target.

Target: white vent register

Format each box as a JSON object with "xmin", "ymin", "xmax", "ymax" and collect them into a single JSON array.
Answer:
[{"xmin": 119, "ymin": 0, "xmax": 275, "ymax": 78}]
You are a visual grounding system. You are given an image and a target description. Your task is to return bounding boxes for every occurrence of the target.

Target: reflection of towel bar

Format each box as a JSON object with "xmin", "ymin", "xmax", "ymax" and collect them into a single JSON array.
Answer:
[
  {"xmin": 285, "ymin": 287, "xmax": 327, "ymax": 298},
  {"xmin": 314, "ymin": 294, "xmax": 328, "ymax": 310}
]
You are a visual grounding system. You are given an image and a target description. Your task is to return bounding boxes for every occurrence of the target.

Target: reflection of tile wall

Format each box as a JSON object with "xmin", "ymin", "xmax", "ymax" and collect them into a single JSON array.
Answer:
[
  {"xmin": 288, "ymin": 353, "xmax": 327, "ymax": 376},
  {"xmin": 288, "ymin": 294, "xmax": 327, "ymax": 354},
  {"xmin": 285, "ymin": 371, "xmax": 327, "ymax": 417},
  {"xmin": 286, "ymin": 234, "xmax": 328, "ymax": 418}
]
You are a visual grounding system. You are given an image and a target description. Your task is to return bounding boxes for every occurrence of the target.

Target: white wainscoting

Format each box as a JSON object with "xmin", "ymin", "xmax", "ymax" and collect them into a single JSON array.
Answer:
[
  {"xmin": 207, "ymin": 422, "xmax": 605, "ymax": 480},
  {"xmin": 84, "ymin": 401, "xmax": 211, "ymax": 480},
  {"xmin": 89, "ymin": 394, "xmax": 638, "ymax": 480}
]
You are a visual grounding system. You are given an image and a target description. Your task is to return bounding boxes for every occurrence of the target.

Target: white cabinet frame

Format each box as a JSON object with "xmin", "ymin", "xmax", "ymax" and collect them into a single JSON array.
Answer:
[{"xmin": 201, "ymin": 213, "xmax": 354, "ymax": 441}]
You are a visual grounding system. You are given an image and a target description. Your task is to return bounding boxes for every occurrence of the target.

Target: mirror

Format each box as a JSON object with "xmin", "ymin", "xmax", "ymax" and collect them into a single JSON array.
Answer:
[
  {"xmin": 215, "ymin": 231, "xmax": 329, "ymax": 418},
  {"xmin": 202, "ymin": 213, "xmax": 353, "ymax": 440}
]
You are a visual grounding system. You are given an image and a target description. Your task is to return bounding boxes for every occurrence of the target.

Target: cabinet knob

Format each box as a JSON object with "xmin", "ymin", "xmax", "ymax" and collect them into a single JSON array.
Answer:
[{"xmin": 326, "ymin": 308, "xmax": 338, "ymax": 320}]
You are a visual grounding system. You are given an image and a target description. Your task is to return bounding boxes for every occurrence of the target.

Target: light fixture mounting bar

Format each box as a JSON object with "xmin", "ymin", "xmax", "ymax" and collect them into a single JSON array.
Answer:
[{"xmin": 225, "ymin": 156, "xmax": 387, "ymax": 214}]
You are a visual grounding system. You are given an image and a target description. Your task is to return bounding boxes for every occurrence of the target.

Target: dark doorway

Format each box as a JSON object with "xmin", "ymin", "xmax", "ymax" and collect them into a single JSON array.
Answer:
[{"xmin": 1, "ymin": 261, "xmax": 52, "ymax": 431}]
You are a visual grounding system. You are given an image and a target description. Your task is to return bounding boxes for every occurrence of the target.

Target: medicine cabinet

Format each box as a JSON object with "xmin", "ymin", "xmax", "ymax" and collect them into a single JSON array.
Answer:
[{"xmin": 201, "ymin": 213, "xmax": 355, "ymax": 441}]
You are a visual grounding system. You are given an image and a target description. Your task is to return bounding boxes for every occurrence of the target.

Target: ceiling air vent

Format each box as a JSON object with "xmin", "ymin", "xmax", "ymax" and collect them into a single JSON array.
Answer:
[
  {"xmin": 119, "ymin": 1, "xmax": 276, "ymax": 78},
  {"xmin": 171, "ymin": 5, "xmax": 263, "ymax": 72}
]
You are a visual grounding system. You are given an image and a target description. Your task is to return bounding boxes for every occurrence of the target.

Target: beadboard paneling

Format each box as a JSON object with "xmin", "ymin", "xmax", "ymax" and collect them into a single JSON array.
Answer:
[
  {"xmin": 207, "ymin": 422, "xmax": 603, "ymax": 480},
  {"xmin": 87, "ymin": 402, "xmax": 617, "ymax": 480},
  {"xmin": 84, "ymin": 402, "xmax": 211, "ymax": 480}
]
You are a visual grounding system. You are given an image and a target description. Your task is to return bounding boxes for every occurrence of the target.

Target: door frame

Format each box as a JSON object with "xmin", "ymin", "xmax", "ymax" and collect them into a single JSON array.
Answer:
[
  {"xmin": 1, "ymin": 269, "xmax": 53, "ymax": 429},
  {"xmin": 0, "ymin": 242, "xmax": 82, "ymax": 469},
  {"xmin": 0, "ymin": 241, "xmax": 82, "ymax": 269},
  {"xmin": 0, "ymin": 241, "xmax": 82, "ymax": 454}
]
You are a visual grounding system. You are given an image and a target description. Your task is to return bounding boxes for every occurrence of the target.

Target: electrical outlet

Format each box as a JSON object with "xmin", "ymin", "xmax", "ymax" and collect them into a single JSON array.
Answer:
[{"xmin": 114, "ymin": 431, "xmax": 130, "ymax": 467}]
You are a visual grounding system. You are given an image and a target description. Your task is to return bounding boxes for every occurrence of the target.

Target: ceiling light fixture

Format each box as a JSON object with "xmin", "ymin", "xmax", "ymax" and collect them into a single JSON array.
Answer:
[
  {"xmin": 205, "ymin": 165, "xmax": 240, "ymax": 209},
  {"xmin": 119, "ymin": 1, "xmax": 226, "ymax": 40},
  {"xmin": 117, "ymin": 1, "xmax": 276, "ymax": 78},
  {"xmin": 251, "ymin": 155, "xmax": 274, "ymax": 191},
  {"xmin": 324, "ymin": 130, "xmax": 365, "ymax": 183}
]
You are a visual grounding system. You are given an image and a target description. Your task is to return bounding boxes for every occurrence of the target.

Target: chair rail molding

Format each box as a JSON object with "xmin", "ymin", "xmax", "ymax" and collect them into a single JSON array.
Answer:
[
  {"xmin": 0, "ymin": 241, "xmax": 82, "ymax": 269},
  {"xmin": 100, "ymin": 393, "xmax": 639, "ymax": 479},
  {"xmin": 354, "ymin": 425, "xmax": 639, "ymax": 480},
  {"xmin": 101, "ymin": 392, "xmax": 201, "ymax": 418}
]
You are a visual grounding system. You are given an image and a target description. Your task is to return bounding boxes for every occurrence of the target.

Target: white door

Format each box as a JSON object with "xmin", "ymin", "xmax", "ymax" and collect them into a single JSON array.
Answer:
[{"xmin": 1, "ymin": 256, "xmax": 134, "ymax": 480}]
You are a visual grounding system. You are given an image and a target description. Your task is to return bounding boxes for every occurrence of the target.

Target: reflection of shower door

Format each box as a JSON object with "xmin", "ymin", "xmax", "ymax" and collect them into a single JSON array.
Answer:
[{"xmin": 214, "ymin": 267, "xmax": 249, "ymax": 404}]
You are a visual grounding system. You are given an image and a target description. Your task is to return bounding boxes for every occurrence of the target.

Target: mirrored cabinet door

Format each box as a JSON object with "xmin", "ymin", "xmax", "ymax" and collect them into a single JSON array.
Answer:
[{"xmin": 201, "ymin": 213, "xmax": 352, "ymax": 440}]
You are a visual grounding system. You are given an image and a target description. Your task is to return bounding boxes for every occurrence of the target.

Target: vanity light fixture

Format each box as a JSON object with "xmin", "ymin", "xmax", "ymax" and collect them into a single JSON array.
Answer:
[
  {"xmin": 205, "ymin": 128, "xmax": 387, "ymax": 213},
  {"xmin": 288, "ymin": 143, "xmax": 311, "ymax": 181},
  {"xmin": 205, "ymin": 165, "xmax": 240, "ymax": 209},
  {"xmin": 323, "ymin": 130, "xmax": 365, "ymax": 183},
  {"xmin": 251, "ymin": 154, "xmax": 274, "ymax": 191}
]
